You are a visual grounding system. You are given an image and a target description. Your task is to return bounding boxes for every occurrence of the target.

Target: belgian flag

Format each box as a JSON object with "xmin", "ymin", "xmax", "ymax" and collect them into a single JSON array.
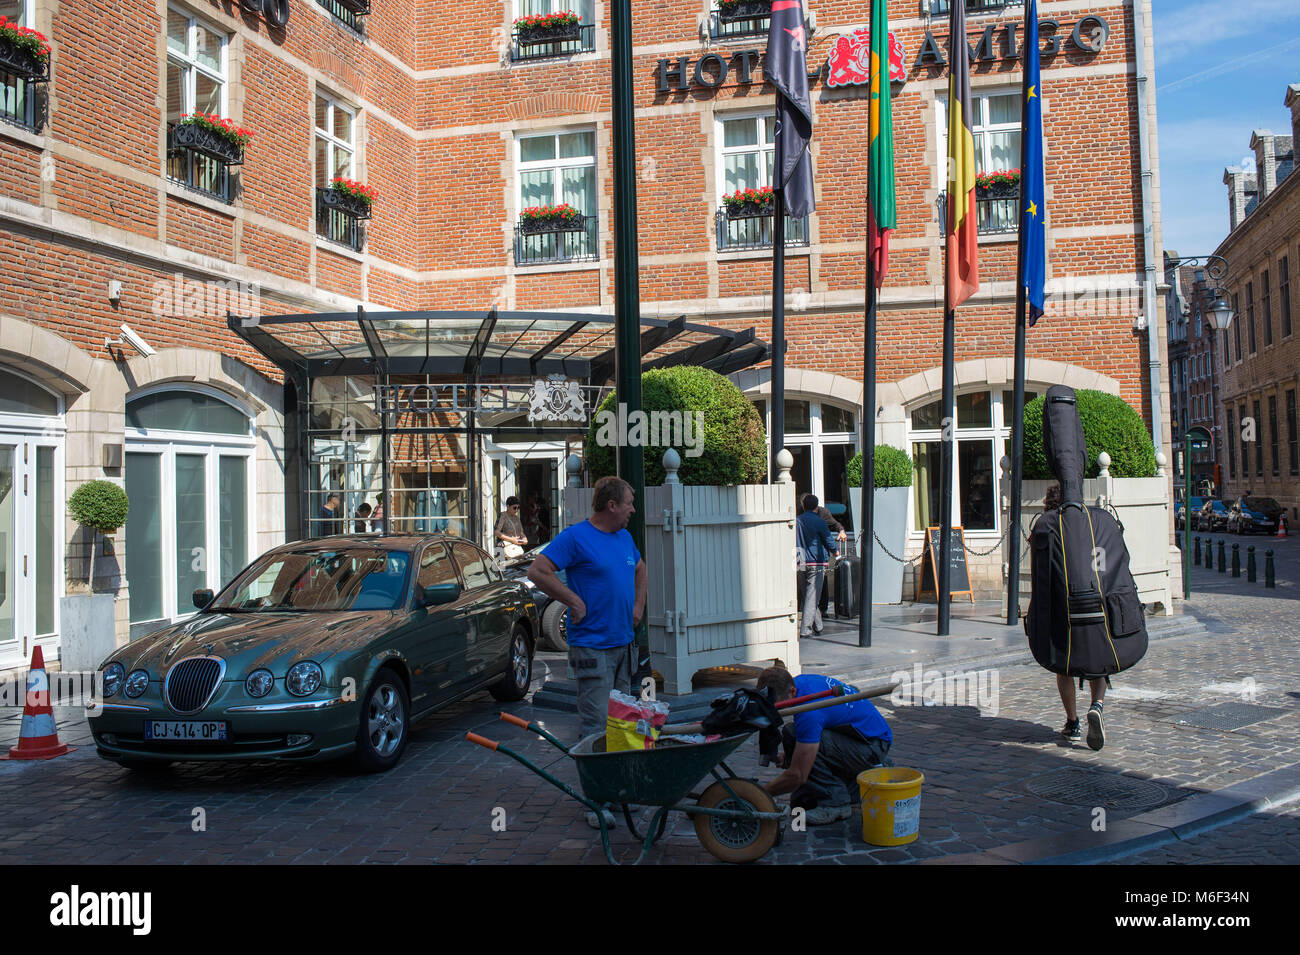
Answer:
[{"xmin": 945, "ymin": 0, "xmax": 979, "ymax": 307}]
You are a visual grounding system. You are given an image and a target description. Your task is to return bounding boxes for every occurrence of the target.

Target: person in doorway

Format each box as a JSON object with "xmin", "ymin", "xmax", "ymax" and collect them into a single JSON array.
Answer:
[
  {"xmin": 802, "ymin": 494, "xmax": 848, "ymax": 619},
  {"xmin": 1043, "ymin": 482, "xmax": 1108, "ymax": 750},
  {"xmin": 318, "ymin": 493, "xmax": 342, "ymax": 537},
  {"xmin": 495, "ymin": 496, "xmax": 528, "ymax": 559},
  {"xmin": 370, "ymin": 500, "xmax": 386, "ymax": 535},
  {"xmin": 756, "ymin": 666, "xmax": 893, "ymax": 825},
  {"xmin": 353, "ymin": 502, "xmax": 372, "ymax": 533},
  {"xmin": 529, "ymin": 476, "xmax": 647, "ymax": 828},
  {"xmin": 521, "ymin": 495, "xmax": 540, "ymax": 549},
  {"xmin": 796, "ymin": 494, "xmax": 838, "ymax": 637},
  {"xmin": 533, "ymin": 492, "xmax": 552, "ymax": 544}
]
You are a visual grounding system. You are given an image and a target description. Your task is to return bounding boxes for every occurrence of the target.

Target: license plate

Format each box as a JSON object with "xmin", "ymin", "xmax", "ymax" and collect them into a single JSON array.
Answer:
[{"xmin": 144, "ymin": 721, "xmax": 228, "ymax": 742}]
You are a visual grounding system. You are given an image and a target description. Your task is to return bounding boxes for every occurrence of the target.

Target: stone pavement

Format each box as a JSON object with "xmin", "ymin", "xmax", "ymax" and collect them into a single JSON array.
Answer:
[{"xmin": 1, "ymin": 537, "xmax": 1296, "ymax": 865}]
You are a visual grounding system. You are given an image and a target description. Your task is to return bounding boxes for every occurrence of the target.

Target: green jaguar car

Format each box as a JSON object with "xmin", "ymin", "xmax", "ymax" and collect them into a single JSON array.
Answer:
[{"xmin": 89, "ymin": 535, "xmax": 539, "ymax": 773}]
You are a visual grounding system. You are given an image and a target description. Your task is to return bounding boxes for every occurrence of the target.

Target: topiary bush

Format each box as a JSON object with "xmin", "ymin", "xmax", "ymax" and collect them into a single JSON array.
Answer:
[
  {"xmin": 847, "ymin": 445, "xmax": 914, "ymax": 488},
  {"xmin": 1022, "ymin": 389, "xmax": 1156, "ymax": 479},
  {"xmin": 584, "ymin": 366, "xmax": 768, "ymax": 486},
  {"xmin": 68, "ymin": 480, "xmax": 129, "ymax": 533}
]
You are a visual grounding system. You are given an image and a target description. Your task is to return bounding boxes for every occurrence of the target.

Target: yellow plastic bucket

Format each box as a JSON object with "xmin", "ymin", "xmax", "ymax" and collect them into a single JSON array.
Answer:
[{"xmin": 857, "ymin": 767, "xmax": 925, "ymax": 846}]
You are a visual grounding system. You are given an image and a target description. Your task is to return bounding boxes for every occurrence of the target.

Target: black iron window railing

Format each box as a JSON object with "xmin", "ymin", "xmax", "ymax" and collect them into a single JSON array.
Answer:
[
  {"xmin": 514, "ymin": 215, "xmax": 598, "ymax": 266},
  {"xmin": 0, "ymin": 73, "xmax": 43, "ymax": 131},
  {"xmin": 709, "ymin": 3, "xmax": 770, "ymax": 40},
  {"xmin": 166, "ymin": 124, "xmax": 236, "ymax": 203},
  {"xmin": 317, "ymin": 0, "xmax": 369, "ymax": 33},
  {"xmin": 716, "ymin": 207, "xmax": 809, "ymax": 252},
  {"xmin": 938, "ymin": 191, "xmax": 1020, "ymax": 237},
  {"xmin": 316, "ymin": 187, "xmax": 368, "ymax": 252},
  {"xmin": 929, "ymin": 0, "xmax": 1022, "ymax": 15},
  {"xmin": 512, "ymin": 23, "xmax": 595, "ymax": 62}
]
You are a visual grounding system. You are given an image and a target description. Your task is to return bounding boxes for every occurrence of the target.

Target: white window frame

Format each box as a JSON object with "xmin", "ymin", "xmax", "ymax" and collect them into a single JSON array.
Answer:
[
  {"xmin": 754, "ymin": 397, "xmax": 859, "ymax": 509},
  {"xmin": 315, "ymin": 91, "xmax": 356, "ymax": 186},
  {"xmin": 515, "ymin": 0, "xmax": 593, "ymax": 23},
  {"xmin": 124, "ymin": 385, "xmax": 256, "ymax": 625},
  {"xmin": 906, "ymin": 388, "xmax": 1026, "ymax": 539},
  {"xmin": 515, "ymin": 126, "xmax": 597, "ymax": 215},
  {"xmin": 166, "ymin": 7, "xmax": 229, "ymax": 120},
  {"xmin": 715, "ymin": 111, "xmax": 778, "ymax": 204},
  {"xmin": 936, "ymin": 87, "xmax": 1023, "ymax": 184}
]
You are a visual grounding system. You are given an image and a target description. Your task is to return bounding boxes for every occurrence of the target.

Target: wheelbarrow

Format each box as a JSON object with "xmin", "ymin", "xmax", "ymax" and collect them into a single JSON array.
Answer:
[{"xmin": 465, "ymin": 682, "xmax": 896, "ymax": 864}]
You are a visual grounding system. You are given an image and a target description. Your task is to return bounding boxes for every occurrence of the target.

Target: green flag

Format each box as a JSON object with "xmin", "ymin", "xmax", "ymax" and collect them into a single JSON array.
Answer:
[{"xmin": 868, "ymin": 0, "xmax": 895, "ymax": 285}]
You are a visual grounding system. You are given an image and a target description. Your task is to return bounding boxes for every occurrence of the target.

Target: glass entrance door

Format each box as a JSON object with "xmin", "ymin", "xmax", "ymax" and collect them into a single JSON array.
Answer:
[{"xmin": 0, "ymin": 439, "xmax": 59, "ymax": 669}]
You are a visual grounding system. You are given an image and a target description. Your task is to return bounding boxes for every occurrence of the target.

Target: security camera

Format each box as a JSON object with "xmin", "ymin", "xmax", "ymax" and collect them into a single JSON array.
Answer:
[{"xmin": 106, "ymin": 323, "xmax": 156, "ymax": 358}]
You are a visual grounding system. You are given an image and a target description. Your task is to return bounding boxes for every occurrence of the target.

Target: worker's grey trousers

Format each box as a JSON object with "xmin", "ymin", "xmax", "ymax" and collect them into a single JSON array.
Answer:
[{"xmin": 782, "ymin": 723, "xmax": 892, "ymax": 809}]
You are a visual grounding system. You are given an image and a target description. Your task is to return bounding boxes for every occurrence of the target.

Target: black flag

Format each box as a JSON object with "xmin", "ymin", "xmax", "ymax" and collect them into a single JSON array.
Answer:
[{"xmin": 767, "ymin": 0, "xmax": 815, "ymax": 217}]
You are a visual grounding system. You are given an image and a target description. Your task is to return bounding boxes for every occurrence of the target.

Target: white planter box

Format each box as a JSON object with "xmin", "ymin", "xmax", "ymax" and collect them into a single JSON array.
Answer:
[{"xmin": 849, "ymin": 486, "xmax": 910, "ymax": 604}]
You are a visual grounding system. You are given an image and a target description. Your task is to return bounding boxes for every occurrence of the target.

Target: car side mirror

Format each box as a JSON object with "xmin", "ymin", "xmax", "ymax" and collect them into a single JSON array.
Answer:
[
  {"xmin": 193, "ymin": 588, "xmax": 214, "ymax": 610},
  {"xmin": 422, "ymin": 583, "xmax": 460, "ymax": 606}
]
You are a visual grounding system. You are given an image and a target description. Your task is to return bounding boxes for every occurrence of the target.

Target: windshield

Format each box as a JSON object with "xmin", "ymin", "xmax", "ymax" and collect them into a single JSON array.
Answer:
[
  {"xmin": 210, "ymin": 549, "xmax": 412, "ymax": 612},
  {"xmin": 1246, "ymin": 497, "xmax": 1280, "ymax": 511}
]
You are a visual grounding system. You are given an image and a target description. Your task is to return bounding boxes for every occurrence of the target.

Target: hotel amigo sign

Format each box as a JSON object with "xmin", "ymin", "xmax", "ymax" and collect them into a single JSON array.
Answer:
[{"xmin": 656, "ymin": 13, "xmax": 1109, "ymax": 93}]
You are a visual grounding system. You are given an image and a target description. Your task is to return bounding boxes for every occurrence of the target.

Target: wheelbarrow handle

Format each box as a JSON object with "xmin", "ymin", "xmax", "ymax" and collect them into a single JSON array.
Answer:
[
  {"xmin": 499, "ymin": 712, "xmax": 530, "ymax": 729},
  {"xmin": 498, "ymin": 711, "xmax": 572, "ymax": 754},
  {"xmin": 660, "ymin": 682, "xmax": 898, "ymax": 735},
  {"xmin": 776, "ymin": 687, "xmax": 840, "ymax": 709},
  {"xmin": 465, "ymin": 732, "xmax": 499, "ymax": 751}
]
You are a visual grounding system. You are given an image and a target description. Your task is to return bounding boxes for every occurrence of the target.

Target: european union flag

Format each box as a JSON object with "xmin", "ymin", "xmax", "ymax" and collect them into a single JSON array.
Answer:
[{"xmin": 1021, "ymin": 0, "xmax": 1046, "ymax": 326}]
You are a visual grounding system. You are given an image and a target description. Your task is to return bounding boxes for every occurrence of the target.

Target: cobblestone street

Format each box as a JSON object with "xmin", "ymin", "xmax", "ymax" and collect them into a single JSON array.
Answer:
[{"xmin": 3, "ymin": 537, "xmax": 1297, "ymax": 865}]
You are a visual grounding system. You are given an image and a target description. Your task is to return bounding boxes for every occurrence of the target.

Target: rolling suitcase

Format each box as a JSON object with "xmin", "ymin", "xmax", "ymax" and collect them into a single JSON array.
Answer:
[{"xmin": 834, "ymin": 538, "xmax": 860, "ymax": 619}]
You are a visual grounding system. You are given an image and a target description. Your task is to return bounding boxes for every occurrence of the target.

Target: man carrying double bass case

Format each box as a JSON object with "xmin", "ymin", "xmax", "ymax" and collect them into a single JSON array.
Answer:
[{"xmin": 1026, "ymin": 387, "xmax": 1150, "ymax": 752}]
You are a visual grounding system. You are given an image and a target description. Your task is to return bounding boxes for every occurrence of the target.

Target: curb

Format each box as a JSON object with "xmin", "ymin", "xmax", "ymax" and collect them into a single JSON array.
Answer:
[{"xmin": 921, "ymin": 761, "xmax": 1300, "ymax": 865}]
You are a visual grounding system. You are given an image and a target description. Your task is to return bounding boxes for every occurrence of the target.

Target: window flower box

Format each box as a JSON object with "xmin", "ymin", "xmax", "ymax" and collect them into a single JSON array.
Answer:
[
  {"xmin": 0, "ymin": 15, "xmax": 51, "ymax": 82},
  {"xmin": 519, "ymin": 203, "xmax": 587, "ymax": 234},
  {"xmin": 171, "ymin": 112, "xmax": 252, "ymax": 165},
  {"xmin": 717, "ymin": 0, "xmax": 771, "ymax": 23},
  {"xmin": 975, "ymin": 168, "xmax": 1020, "ymax": 198},
  {"xmin": 319, "ymin": 178, "xmax": 375, "ymax": 219},
  {"xmin": 514, "ymin": 11, "xmax": 582, "ymax": 45},
  {"xmin": 723, "ymin": 186, "xmax": 775, "ymax": 219}
]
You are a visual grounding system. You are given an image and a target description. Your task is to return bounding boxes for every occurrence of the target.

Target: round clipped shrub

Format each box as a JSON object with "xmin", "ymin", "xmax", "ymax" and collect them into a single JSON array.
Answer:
[
  {"xmin": 847, "ymin": 445, "xmax": 914, "ymax": 488},
  {"xmin": 1022, "ymin": 389, "xmax": 1156, "ymax": 479},
  {"xmin": 584, "ymin": 366, "xmax": 767, "ymax": 486},
  {"xmin": 68, "ymin": 480, "xmax": 129, "ymax": 533}
]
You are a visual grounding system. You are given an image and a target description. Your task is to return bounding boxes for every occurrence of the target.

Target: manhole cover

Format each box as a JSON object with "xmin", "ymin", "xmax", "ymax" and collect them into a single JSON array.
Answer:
[
  {"xmin": 1025, "ymin": 767, "xmax": 1169, "ymax": 810},
  {"xmin": 1170, "ymin": 703, "xmax": 1291, "ymax": 731}
]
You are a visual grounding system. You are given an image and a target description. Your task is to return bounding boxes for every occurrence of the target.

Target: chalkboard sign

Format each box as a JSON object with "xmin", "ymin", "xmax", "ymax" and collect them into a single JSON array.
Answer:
[{"xmin": 916, "ymin": 526, "xmax": 975, "ymax": 603}]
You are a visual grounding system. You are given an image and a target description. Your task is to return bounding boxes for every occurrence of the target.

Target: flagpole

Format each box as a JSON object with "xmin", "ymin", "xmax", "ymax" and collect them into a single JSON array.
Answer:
[
  {"xmin": 939, "ymin": 293, "xmax": 954, "ymax": 637},
  {"xmin": 860, "ymin": 203, "xmax": 876, "ymax": 648},
  {"xmin": 1007, "ymin": 32, "xmax": 1033, "ymax": 628},
  {"xmin": 772, "ymin": 182, "xmax": 786, "ymax": 482}
]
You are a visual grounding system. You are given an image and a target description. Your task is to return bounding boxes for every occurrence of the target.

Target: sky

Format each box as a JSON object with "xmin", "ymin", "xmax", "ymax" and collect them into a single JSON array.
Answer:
[{"xmin": 1152, "ymin": 0, "xmax": 1300, "ymax": 259}]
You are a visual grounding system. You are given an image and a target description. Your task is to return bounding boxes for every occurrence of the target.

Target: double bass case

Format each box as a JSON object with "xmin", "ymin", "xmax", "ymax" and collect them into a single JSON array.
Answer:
[{"xmin": 1025, "ymin": 386, "xmax": 1148, "ymax": 677}]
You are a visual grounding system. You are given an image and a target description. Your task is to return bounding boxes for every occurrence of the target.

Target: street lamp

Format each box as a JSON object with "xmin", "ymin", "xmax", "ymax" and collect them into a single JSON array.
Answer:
[{"xmin": 1206, "ymin": 289, "xmax": 1234, "ymax": 332}]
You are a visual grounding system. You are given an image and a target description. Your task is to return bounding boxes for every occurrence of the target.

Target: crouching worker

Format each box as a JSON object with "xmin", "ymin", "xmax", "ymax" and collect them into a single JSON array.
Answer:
[{"xmin": 756, "ymin": 666, "xmax": 892, "ymax": 825}]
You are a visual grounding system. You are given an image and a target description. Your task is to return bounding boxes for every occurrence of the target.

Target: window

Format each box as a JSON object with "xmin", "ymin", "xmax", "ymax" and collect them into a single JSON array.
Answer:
[
  {"xmin": 1239, "ymin": 403, "xmax": 1249, "ymax": 479},
  {"xmin": 930, "ymin": 0, "xmax": 1022, "ymax": 14},
  {"xmin": 451, "ymin": 542, "xmax": 491, "ymax": 591},
  {"xmin": 317, "ymin": 0, "xmax": 368, "ymax": 34},
  {"xmin": 1269, "ymin": 395, "xmax": 1279, "ymax": 476},
  {"xmin": 1246, "ymin": 282, "xmax": 1256, "ymax": 354},
  {"xmin": 938, "ymin": 90, "xmax": 1022, "ymax": 235},
  {"xmin": 1288, "ymin": 390, "xmax": 1297, "ymax": 476},
  {"xmin": 0, "ymin": 0, "xmax": 43, "ymax": 130},
  {"xmin": 1262, "ymin": 269, "xmax": 1272, "ymax": 346},
  {"xmin": 751, "ymin": 398, "xmax": 857, "ymax": 528},
  {"xmin": 1253, "ymin": 399, "xmax": 1263, "ymax": 477},
  {"xmin": 515, "ymin": 129, "xmax": 597, "ymax": 265},
  {"xmin": 1281, "ymin": 256, "xmax": 1292, "ymax": 338},
  {"xmin": 710, "ymin": 0, "xmax": 771, "ymax": 40},
  {"xmin": 166, "ymin": 9, "xmax": 232, "ymax": 201},
  {"xmin": 1233, "ymin": 295, "xmax": 1241, "ymax": 362},
  {"xmin": 416, "ymin": 542, "xmax": 457, "ymax": 593},
  {"xmin": 716, "ymin": 113, "xmax": 809, "ymax": 251},
  {"xmin": 1227, "ymin": 407, "xmax": 1235, "ymax": 482},
  {"xmin": 124, "ymin": 389, "xmax": 254, "ymax": 629},
  {"xmin": 315, "ymin": 93, "xmax": 365, "ymax": 251},
  {"xmin": 512, "ymin": 0, "xmax": 595, "ymax": 61}
]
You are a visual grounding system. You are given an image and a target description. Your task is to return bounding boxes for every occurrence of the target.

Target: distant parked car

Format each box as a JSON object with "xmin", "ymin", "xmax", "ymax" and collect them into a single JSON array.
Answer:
[
  {"xmin": 1227, "ymin": 501, "xmax": 1276, "ymax": 535},
  {"xmin": 90, "ymin": 535, "xmax": 539, "ymax": 773},
  {"xmin": 1176, "ymin": 495, "xmax": 1204, "ymax": 530},
  {"xmin": 499, "ymin": 546, "xmax": 569, "ymax": 651},
  {"xmin": 1196, "ymin": 499, "xmax": 1230, "ymax": 532},
  {"xmin": 1240, "ymin": 496, "xmax": 1284, "ymax": 527}
]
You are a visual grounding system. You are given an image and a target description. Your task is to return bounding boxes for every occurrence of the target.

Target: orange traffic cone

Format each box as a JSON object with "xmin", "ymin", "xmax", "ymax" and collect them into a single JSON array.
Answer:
[
  {"xmin": 4, "ymin": 646, "xmax": 73, "ymax": 760},
  {"xmin": 1278, "ymin": 515, "xmax": 1288, "ymax": 538}
]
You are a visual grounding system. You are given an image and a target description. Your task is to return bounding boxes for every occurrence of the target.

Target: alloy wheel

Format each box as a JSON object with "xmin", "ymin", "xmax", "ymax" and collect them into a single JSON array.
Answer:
[{"xmin": 367, "ymin": 684, "xmax": 405, "ymax": 757}]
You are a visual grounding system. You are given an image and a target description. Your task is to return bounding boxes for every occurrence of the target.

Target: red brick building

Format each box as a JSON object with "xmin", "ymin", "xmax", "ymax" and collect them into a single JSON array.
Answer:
[{"xmin": 0, "ymin": 0, "xmax": 1169, "ymax": 661}]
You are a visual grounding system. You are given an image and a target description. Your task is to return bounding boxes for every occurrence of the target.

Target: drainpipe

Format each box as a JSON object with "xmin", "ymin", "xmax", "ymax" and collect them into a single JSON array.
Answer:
[{"xmin": 1133, "ymin": 0, "xmax": 1163, "ymax": 453}]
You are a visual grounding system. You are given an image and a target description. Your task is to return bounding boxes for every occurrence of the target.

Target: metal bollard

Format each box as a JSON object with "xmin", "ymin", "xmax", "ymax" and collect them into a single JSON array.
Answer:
[
  {"xmin": 1247, "ymin": 545, "xmax": 1257, "ymax": 583},
  {"xmin": 1265, "ymin": 549, "xmax": 1276, "ymax": 588},
  {"xmin": 1194, "ymin": 536, "xmax": 1201, "ymax": 566},
  {"xmin": 1205, "ymin": 536, "xmax": 1214, "ymax": 567},
  {"xmin": 1218, "ymin": 539, "xmax": 1227, "ymax": 573},
  {"xmin": 1232, "ymin": 543, "xmax": 1241, "ymax": 578}
]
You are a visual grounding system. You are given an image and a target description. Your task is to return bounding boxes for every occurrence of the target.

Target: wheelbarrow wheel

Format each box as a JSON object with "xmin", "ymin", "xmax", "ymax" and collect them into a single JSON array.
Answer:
[{"xmin": 693, "ymin": 778, "xmax": 779, "ymax": 864}]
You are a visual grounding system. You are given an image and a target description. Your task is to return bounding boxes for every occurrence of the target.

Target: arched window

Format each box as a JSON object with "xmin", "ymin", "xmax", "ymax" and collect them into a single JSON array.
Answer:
[
  {"xmin": 124, "ymin": 388, "xmax": 254, "ymax": 628},
  {"xmin": 752, "ymin": 397, "xmax": 857, "ymax": 527}
]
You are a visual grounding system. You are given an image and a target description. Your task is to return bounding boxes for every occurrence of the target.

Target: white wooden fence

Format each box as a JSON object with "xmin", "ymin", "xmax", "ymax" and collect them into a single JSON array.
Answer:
[{"xmin": 562, "ymin": 469, "xmax": 799, "ymax": 695}]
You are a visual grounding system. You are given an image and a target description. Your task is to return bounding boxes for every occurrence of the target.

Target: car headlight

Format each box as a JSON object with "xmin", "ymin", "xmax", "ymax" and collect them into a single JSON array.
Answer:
[
  {"xmin": 124, "ymin": 670, "xmax": 149, "ymax": 698},
  {"xmin": 101, "ymin": 663, "xmax": 125, "ymax": 698},
  {"xmin": 245, "ymin": 669, "xmax": 275, "ymax": 698},
  {"xmin": 286, "ymin": 662, "xmax": 323, "ymax": 697}
]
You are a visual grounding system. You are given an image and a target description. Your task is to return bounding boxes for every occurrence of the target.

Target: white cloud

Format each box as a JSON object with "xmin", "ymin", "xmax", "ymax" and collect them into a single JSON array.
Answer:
[
  {"xmin": 1241, "ymin": 155, "xmax": 1257, "ymax": 173},
  {"xmin": 1154, "ymin": 0, "xmax": 1295, "ymax": 65}
]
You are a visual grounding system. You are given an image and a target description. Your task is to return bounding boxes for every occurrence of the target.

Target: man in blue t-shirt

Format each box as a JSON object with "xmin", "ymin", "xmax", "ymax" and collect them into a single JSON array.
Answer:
[
  {"xmin": 756, "ymin": 666, "xmax": 892, "ymax": 826},
  {"xmin": 529, "ymin": 475, "xmax": 647, "ymax": 743}
]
